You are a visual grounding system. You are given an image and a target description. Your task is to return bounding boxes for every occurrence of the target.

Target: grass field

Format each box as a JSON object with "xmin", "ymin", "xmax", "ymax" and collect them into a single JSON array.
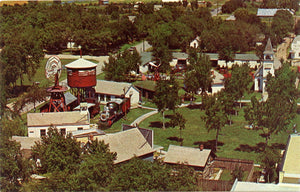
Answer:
[{"xmin": 133, "ymin": 106, "xmax": 298, "ymax": 163}]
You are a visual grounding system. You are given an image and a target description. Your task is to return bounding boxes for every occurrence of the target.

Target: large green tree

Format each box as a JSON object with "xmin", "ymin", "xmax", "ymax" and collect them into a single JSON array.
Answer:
[
  {"xmin": 202, "ymin": 93, "xmax": 228, "ymax": 152},
  {"xmin": 184, "ymin": 49, "xmax": 212, "ymax": 98},
  {"xmin": 32, "ymin": 127, "xmax": 82, "ymax": 173},
  {"xmin": 0, "ymin": 138, "xmax": 32, "ymax": 191},
  {"xmin": 103, "ymin": 49, "xmax": 141, "ymax": 82},
  {"xmin": 70, "ymin": 139, "xmax": 116, "ymax": 191},
  {"xmin": 245, "ymin": 62, "xmax": 298, "ymax": 145},
  {"xmin": 153, "ymin": 76, "xmax": 180, "ymax": 129}
]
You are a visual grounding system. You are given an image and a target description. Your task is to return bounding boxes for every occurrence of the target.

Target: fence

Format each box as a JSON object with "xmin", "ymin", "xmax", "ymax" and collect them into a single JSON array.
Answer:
[
  {"xmin": 197, "ymin": 179, "xmax": 233, "ymax": 191},
  {"xmin": 213, "ymin": 157, "xmax": 254, "ymax": 181}
]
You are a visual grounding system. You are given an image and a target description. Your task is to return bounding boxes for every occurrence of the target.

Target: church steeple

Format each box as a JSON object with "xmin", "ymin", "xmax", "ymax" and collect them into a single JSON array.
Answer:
[{"xmin": 263, "ymin": 38, "xmax": 274, "ymax": 61}]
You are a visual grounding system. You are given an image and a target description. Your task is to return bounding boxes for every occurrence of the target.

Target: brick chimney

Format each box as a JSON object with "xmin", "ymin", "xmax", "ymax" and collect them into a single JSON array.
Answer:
[{"xmin": 200, "ymin": 144, "xmax": 204, "ymax": 151}]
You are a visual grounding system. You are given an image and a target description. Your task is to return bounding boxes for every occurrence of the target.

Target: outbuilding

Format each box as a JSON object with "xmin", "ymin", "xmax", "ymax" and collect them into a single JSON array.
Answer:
[
  {"xmin": 27, "ymin": 110, "xmax": 90, "ymax": 138},
  {"xmin": 95, "ymin": 80, "xmax": 140, "ymax": 107}
]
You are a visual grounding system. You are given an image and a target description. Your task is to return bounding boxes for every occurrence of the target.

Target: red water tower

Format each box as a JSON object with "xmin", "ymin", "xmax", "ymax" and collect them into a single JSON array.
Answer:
[{"xmin": 65, "ymin": 58, "xmax": 97, "ymax": 103}]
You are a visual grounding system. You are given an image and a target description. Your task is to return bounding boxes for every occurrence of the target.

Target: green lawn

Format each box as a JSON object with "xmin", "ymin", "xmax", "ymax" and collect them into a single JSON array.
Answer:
[{"xmin": 138, "ymin": 106, "xmax": 295, "ymax": 163}]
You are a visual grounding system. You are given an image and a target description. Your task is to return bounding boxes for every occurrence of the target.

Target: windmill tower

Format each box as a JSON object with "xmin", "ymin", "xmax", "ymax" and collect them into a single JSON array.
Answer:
[{"xmin": 45, "ymin": 56, "xmax": 67, "ymax": 112}]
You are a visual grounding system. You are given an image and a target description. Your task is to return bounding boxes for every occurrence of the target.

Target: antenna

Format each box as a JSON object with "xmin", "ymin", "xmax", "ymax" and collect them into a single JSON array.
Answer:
[{"xmin": 45, "ymin": 56, "xmax": 62, "ymax": 88}]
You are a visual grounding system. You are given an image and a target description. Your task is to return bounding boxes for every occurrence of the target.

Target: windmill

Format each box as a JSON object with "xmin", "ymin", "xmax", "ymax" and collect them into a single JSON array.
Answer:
[{"xmin": 45, "ymin": 56, "xmax": 67, "ymax": 112}]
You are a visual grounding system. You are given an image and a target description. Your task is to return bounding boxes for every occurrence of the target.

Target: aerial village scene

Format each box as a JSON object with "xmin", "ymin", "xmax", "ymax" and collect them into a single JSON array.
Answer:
[{"xmin": 1, "ymin": 0, "xmax": 300, "ymax": 191}]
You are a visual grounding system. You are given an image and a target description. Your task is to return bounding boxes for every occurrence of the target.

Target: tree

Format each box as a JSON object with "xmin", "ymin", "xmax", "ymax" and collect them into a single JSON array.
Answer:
[
  {"xmin": 271, "ymin": 10, "xmax": 294, "ymax": 45},
  {"xmin": 259, "ymin": 146, "xmax": 280, "ymax": 183},
  {"xmin": 224, "ymin": 64, "xmax": 252, "ymax": 105},
  {"xmin": 184, "ymin": 49, "xmax": 213, "ymax": 99},
  {"xmin": 0, "ymin": 137, "xmax": 32, "ymax": 191},
  {"xmin": 147, "ymin": 23, "xmax": 173, "ymax": 72},
  {"xmin": 153, "ymin": 76, "xmax": 180, "ymax": 129},
  {"xmin": 245, "ymin": 62, "xmax": 298, "ymax": 145},
  {"xmin": 32, "ymin": 127, "xmax": 82, "ymax": 173},
  {"xmin": 222, "ymin": 0, "xmax": 245, "ymax": 14},
  {"xmin": 70, "ymin": 139, "xmax": 116, "ymax": 191},
  {"xmin": 109, "ymin": 158, "xmax": 170, "ymax": 191},
  {"xmin": 103, "ymin": 49, "xmax": 141, "ymax": 82},
  {"xmin": 202, "ymin": 93, "xmax": 227, "ymax": 151},
  {"xmin": 26, "ymin": 84, "xmax": 47, "ymax": 112},
  {"xmin": 169, "ymin": 112, "xmax": 186, "ymax": 145}
]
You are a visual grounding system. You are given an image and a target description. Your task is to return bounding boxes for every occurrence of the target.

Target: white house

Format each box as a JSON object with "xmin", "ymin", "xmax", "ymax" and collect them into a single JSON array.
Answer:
[
  {"xmin": 95, "ymin": 80, "xmax": 140, "ymax": 107},
  {"xmin": 190, "ymin": 36, "xmax": 200, "ymax": 49},
  {"xmin": 211, "ymin": 70, "xmax": 225, "ymax": 94},
  {"xmin": 290, "ymin": 35, "xmax": 300, "ymax": 60},
  {"xmin": 254, "ymin": 38, "xmax": 275, "ymax": 94},
  {"xmin": 27, "ymin": 110, "xmax": 90, "ymax": 138}
]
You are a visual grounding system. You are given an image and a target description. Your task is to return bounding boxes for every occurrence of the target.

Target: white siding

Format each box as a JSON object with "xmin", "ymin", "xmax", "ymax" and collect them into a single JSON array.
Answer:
[{"xmin": 28, "ymin": 125, "xmax": 90, "ymax": 138}]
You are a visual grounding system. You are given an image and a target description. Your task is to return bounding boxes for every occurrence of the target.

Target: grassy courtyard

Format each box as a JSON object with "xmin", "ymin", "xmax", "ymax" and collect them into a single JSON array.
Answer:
[{"xmin": 132, "ymin": 106, "xmax": 298, "ymax": 163}]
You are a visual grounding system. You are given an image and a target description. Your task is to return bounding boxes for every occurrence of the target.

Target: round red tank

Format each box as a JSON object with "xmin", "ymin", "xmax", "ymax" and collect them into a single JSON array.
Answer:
[{"xmin": 65, "ymin": 58, "xmax": 97, "ymax": 88}]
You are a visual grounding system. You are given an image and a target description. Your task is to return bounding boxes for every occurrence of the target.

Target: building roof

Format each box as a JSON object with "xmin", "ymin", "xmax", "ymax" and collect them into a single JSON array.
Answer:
[
  {"xmin": 205, "ymin": 53, "xmax": 260, "ymax": 61},
  {"xmin": 164, "ymin": 145, "xmax": 211, "ymax": 167},
  {"xmin": 78, "ymin": 128, "xmax": 155, "ymax": 164},
  {"xmin": 11, "ymin": 136, "xmax": 41, "ymax": 150},
  {"xmin": 292, "ymin": 35, "xmax": 300, "ymax": 45},
  {"xmin": 231, "ymin": 180, "xmax": 300, "ymax": 191},
  {"xmin": 65, "ymin": 58, "xmax": 97, "ymax": 69},
  {"xmin": 257, "ymin": 8, "xmax": 294, "ymax": 17},
  {"xmin": 226, "ymin": 15, "xmax": 236, "ymax": 21},
  {"xmin": 281, "ymin": 134, "xmax": 300, "ymax": 175},
  {"xmin": 70, "ymin": 128, "xmax": 105, "ymax": 138},
  {"xmin": 212, "ymin": 69, "xmax": 224, "ymax": 85},
  {"xmin": 95, "ymin": 80, "xmax": 136, "ymax": 96},
  {"xmin": 64, "ymin": 92, "xmax": 77, "ymax": 106},
  {"xmin": 172, "ymin": 52, "xmax": 189, "ymax": 59},
  {"xmin": 257, "ymin": 8, "xmax": 279, "ymax": 17},
  {"xmin": 27, "ymin": 111, "xmax": 89, "ymax": 127},
  {"xmin": 264, "ymin": 38, "xmax": 274, "ymax": 55},
  {"xmin": 133, "ymin": 80, "xmax": 156, "ymax": 92}
]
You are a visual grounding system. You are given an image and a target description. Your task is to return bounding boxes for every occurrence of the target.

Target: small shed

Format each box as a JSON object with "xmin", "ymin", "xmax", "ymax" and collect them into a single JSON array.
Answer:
[
  {"xmin": 133, "ymin": 80, "xmax": 156, "ymax": 100},
  {"xmin": 11, "ymin": 136, "xmax": 41, "ymax": 158},
  {"xmin": 95, "ymin": 80, "xmax": 140, "ymax": 107},
  {"xmin": 164, "ymin": 145, "xmax": 212, "ymax": 171}
]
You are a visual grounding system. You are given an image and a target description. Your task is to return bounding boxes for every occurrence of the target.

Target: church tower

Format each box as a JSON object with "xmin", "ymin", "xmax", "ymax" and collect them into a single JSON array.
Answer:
[
  {"xmin": 254, "ymin": 38, "xmax": 275, "ymax": 96},
  {"xmin": 262, "ymin": 38, "xmax": 275, "ymax": 93}
]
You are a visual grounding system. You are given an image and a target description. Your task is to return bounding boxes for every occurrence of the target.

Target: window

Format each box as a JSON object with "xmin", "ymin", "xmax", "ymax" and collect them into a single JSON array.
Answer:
[
  {"xmin": 40, "ymin": 129, "xmax": 46, "ymax": 137},
  {"xmin": 78, "ymin": 127, "xmax": 83, "ymax": 131},
  {"xmin": 60, "ymin": 128, "xmax": 66, "ymax": 136}
]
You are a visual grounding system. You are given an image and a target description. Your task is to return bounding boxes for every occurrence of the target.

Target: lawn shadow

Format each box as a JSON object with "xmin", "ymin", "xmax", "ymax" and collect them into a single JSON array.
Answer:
[
  {"xmin": 187, "ymin": 104, "xmax": 202, "ymax": 110},
  {"xmin": 149, "ymin": 121, "xmax": 171, "ymax": 128},
  {"xmin": 193, "ymin": 140, "xmax": 224, "ymax": 150},
  {"xmin": 235, "ymin": 142, "xmax": 266, "ymax": 153},
  {"xmin": 167, "ymin": 136, "xmax": 183, "ymax": 142}
]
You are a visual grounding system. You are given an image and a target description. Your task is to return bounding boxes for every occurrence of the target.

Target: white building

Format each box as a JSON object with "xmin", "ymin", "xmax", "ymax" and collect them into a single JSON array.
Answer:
[
  {"xmin": 95, "ymin": 80, "xmax": 140, "ymax": 107},
  {"xmin": 211, "ymin": 70, "xmax": 225, "ymax": 94},
  {"xmin": 27, "ymin": 110, "xmax": 90, "ymax": 138},
  {"xmin": 190, "ymin": 36, "xmax": 200, "ymax": 49},
  {"xmin": 254, "ymin": 38, "xmax": 275, "ymax": 93},
  {"xmin": 290, "ymin": 35, "xmax": 300, "ymax": 60}
]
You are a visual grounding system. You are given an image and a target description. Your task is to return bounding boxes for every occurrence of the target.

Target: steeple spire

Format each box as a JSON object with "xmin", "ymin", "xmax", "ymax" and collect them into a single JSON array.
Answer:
[{"xmin": 264, "ymin": 38, "xmax": 274, "ymax": 55}]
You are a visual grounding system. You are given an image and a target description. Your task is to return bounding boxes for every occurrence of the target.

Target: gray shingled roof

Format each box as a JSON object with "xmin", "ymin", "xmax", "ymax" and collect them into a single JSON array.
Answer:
[
  {"xmin": 164, "ymin": 145, "xmax": 211, "ymax": 167},
  {"xmin": 264, "ymin": 38, "xmax": 274, "ymax": 55},
  {"xmin": 95, "ymin": 80, "xmax": 136, "ymax": 96},
  {"xmin": 27, "ymin": 111, "xmax": 89, "ymax": 127},
  {"xmin": 64, "ymin": 92, "xmax": 77, "ymax": 106},
  {"xmin": 11, "ymin": 136, "xmax": 41, "ymax": 150}
]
